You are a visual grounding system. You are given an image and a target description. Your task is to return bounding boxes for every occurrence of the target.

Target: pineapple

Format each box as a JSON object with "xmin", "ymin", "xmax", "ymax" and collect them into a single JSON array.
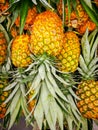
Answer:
[
  {"xmin": 0, "ymin": 77, "xmax": 10, "ymax": 118},
  {"xmin": 25, "ymin": 53, "xmax": 87, "ymax": 130},
  {"xmin": 57, "ymin": 0, "xmax": 96, "ymax": 34},
  {"xmin": 30, "ymin": 10, "xmax": 64, "ymax": 57},
  {"xmin": 76, "ymin": 29, "xmax": 98, "ymax": 119},
  {"xmin": 76, "ymin": 19, "xmax": 96, "ymax": 35},
  {"xmin": 15, "ymin": 6, "xmax": 38, "ymax": 31},
  {"xmin": 0, "ymin": 0, "xmax": 9, "ymax": 15},
  {"xmin": 57, "ymin": 31, "xmax": 80, "ymax": 72},
  {"xmin": 0, "ymin": 31, "xmax": 7, "ymax": 65},
  {"xmin": 10, "ymin": 25, "xmax": 19, "ymax": 38},
  {"xmin": 11, "ymin": 34, "xmax": 32, "ymax": 68},
  {"xmin": 57, "ymin": 0, "xmax": 88, "ymax": 28},
  {"xmin": 3, "ymin": 34, "xmax": 33, "ymax": 129}
]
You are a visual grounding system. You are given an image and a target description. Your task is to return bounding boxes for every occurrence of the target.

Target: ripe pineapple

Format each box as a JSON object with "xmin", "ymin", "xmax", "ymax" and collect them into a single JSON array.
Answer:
[
  {"xmin": 10, "ymin": 25, "xmax": 19, "ymax": 38},
  {"xmin": 4, "ymin": 34, "xmax": 33, "ymax": 129},
  {"xmin": 57, "ymin": 0, "xmax": 88, "ymax": 28},
  {"xmin": 0, "ymin": 0, "xmax": 9, "ymax": 14},
  {"xmin": 0, "ymin": 78, "xmax": 10, "ymax": 118},
  {"xmin": 30, "ymin": 10, "xmax": 64, "ymax": 57},
  {"xmin": 15, "ymin": 6, "xmax": 38, "ymax": 31},
  {"xmin": 57, "ymin": 31, "xmax": 80, "ymax": 72},
  {"xmin": 57, "ymin": 0, "xmax": 76, "ymax": 21},
  {"xmin": 76, "ymin": 19, "xmax": 96, "ymax": 35},
  {"xmin": 57, "ymin": 0, "xmax": 96, "ymax": 35},
  {"xmin": 0, "ymin": 31, "xmax": 7, "ymax": 65},
  {"xmin": 76, "ymin": 29, "xmax": 98, "ymax": 119},
  {"xmin": 11, "ymin": 34, "xmax": 32, "ymax": 68}
]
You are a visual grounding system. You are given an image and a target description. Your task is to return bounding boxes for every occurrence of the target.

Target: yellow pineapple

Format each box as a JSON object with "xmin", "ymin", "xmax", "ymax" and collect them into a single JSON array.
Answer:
[
  {"xmin": 4, "ymin": 35, "xmax": 33, "ymax": 129},
  {"xmin": 15, "ymin": 6, "xmax": 38, "ymax": 31},
  {"xmin": 0, "ymin": 31, "xmax": 7, "ymax": 65},
  {"xmin": 0, "ymin": 78, "xmax": 10, "ymax": 118},
  {"xmin": 30, "ymin": 10, "xmax": 64, "ymax": 57},
  {"xmin": 57, "ymin": 31, "xmax": 80, "ymax": 72},
  {"xmin": 11, "ymin": 34, "xmax": 32, "ymax": 68},
  {"xmin": 76, "ymin": 29, "xmax": 98, "ymax": 119}
]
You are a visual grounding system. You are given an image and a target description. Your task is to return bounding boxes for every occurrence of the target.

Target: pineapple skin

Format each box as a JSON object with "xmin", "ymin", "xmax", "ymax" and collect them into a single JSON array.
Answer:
[
  {"xmin": 57, "ymin": 31, "xmax": 80, "ymax": 72},
  {"xmin": 0, "ymin": 79, "xmax": 10, "ymax": 118},
  {"xmin": 0, "ymin": 0, "xmax": 9, "ymax": 14},
  {"xmin": 30, "ymin": 10, "xmax": 64, "ymax": 57},
  {"xmin": 76, "ymin": 19, "xmax": 96, "ymax": 34},
  {"xmin": 76, "ymin": 80, "xmax": 98, "ymax": 119},
  {"xmin": 11, "ymin": 35, "xmax": 32, "ymax": 68},
  {"xmin": 0, "ymin": 32, "xmax": 7, "ymax": 65}
]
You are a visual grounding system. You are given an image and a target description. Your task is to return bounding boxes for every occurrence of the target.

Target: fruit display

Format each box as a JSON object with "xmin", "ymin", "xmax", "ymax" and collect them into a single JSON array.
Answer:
[
  {"xmin": 57, "ymin": 31, "xmax": 80, "ymax": 72},
  {"xmin": 0, "ymin": 0, "xmax": 98, "ymax": 130},
  {"xmin": 0, "ymin": 77, "xmax": 10, "ymax": 118},
  {"xmin": 76, "ymin": 29, "xmax": 98, "ymax": 119},
  {"xmin": 0, "ymin": 31, "xmax": 7, "ymax": 65}
]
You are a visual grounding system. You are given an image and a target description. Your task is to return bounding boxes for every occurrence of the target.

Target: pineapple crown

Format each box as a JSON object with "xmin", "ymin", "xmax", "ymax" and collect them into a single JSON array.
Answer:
[
  {"xmin": 78, "ymin": 28, "xmax": 98, "ymax": 80},
  {"xmin": 24, "ymin": 53, "xmax": 87, "ymax": 130}
]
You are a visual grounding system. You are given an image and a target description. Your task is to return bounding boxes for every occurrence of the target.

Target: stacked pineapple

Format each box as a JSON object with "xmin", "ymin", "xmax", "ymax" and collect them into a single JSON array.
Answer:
[
  {"xmin": 0, "ymin": 31, "xmax": 7, "ymax": 65},
  {"xmin": 0, "ymin": 77, "xmax": 10, "ymax": 119},
  {"xmin": 0, "ymin": 0, "xmax": 98, "ymax": 130},
  {"xmin": 76, "ymin": 29, "xmax": 98, "ymax": 119},
  {"xmin": 0, "ymin": 26, "xmax": 10, "ymax": 120},
  {"xmin": 57, "ymin": 0, "xmax": 96, "ymax": 35}
]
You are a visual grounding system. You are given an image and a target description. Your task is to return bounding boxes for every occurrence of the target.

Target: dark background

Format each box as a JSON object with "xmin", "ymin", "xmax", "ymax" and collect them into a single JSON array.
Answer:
[{"xmin": 0, "ymin": 117, "xmax": 98, "ymax": 130}]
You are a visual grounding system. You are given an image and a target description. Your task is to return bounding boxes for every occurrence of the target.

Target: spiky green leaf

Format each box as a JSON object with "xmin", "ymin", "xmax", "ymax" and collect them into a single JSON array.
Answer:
[
  {"xmin": 79, "ymin": 55, "xmax": 88, "ymax": 73},
  {"xmin": 90, "ymin": 35, "xmax": 98, "ymax": 59},
  {"xmin": 56, "ymin": 104, "xmax": 63, "ymax": 130},
  {"xmin": 34, "ymin": 99, "xmax": 44, "ymax": 130},
  {"xmin": 38, "ymin": 64, "xmax": 46, "ymax": 80},
  {"xmin": 10, "ymin": 89, "xmax": 21, "ymax": 114},
  {"xmin": 4, "ymin": 84, "xmax": 19, "ymax": 104},
  {"xmin": 81, "ymin": 29, "xmax": 90, "ymax": 65},
  {"xmin": 47, "ymin": 71, "xmax": 69, "ymax": 102},
  {"xmin": 4, "ymin": 81, "xmax": 17, "ymax": 91},
  {"xmin": 19, "ymin": 0, "xmax": 29, "ymax": 34},
  {"xmin": 39, "ymin": 0, "xmax": 54, "ymax": 10},
  {"xmin": 80, "ymin": 0, "xmax": 98, "ymax": 26},
  {"xmin": 40, "ymin": 81, "xmax": 50, "ymax": 115},
  {"xmin": 8, "ymin": 100, "xmax": 21, "ymax": 130}
]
